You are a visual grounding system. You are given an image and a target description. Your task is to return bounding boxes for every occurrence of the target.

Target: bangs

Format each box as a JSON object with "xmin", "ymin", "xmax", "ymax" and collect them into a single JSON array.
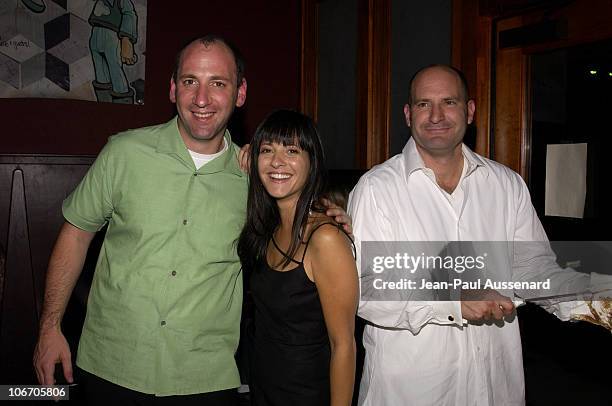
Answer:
[
  {"xmin": 253, "ymin": 109, "xmax": 320, "ymax": 158},
  {"xmin": 260, "ymin": 124, "xmax": 309, "ymax": 151}
]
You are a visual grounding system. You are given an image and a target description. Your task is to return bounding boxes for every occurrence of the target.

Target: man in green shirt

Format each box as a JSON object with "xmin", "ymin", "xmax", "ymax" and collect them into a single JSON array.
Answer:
[{"xmin": 33, "ymin": 35, "xmax": 326, "ymax": 405}]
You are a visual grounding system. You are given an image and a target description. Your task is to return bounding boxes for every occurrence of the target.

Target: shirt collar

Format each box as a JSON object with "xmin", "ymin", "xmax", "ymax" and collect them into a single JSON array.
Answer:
[
  {"xmin": 462, "ymin": 144, "xmax": 488, "ymax": 177},
  {"xmin": 402, "ymin": 137, "xmax": 488, "ymax": 179},
  {"xmin": 156, "ymin": 116, "xmax": 244, "ymax": 177}
]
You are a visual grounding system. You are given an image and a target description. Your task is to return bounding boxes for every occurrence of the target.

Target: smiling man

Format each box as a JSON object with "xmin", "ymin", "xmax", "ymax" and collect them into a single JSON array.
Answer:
[
  {"xmin": 33, "ymin": 36, "xmax": 248, "ymax": 405},
  {"xmin": 348, "ymin": 64, "xmax": 595, "ymax": 406},
  {"xmin": 170, "ymin": 40, "xmax": 246, "ymax": 154}
]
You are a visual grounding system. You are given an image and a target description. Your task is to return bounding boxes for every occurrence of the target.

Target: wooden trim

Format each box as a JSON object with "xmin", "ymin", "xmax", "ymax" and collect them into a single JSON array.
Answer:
[
  {"xmin": 451, "ymin": 0, "xmax": 463, "ymax": 69},
  {"xmin": 301, "ymin": 0, "xmax": 390, "ymax": 168},
  {"xmin": 299, "ymin": 0, "xmax": 319, "ymax": 121},
  {"xmin": 492, "ymin": 0, "xmax": 612, "ymax": 178},
  {"xmin": 451, "ymin": 0, "xmax": 492, "ymax": 157},
  {"xmin": 454, "ymin": 0, "xmax": 612, "ymax": 180},
  {"xmin": 0, "ymin": 155, "xmax": 96, "ymax": 383},
  {"xmin": 355, "ymin": 0, "xmax": 391, "ymax": 169},
  {"xmin": 0, "ymin": 154, "xmax": 95, "ymax": 164},
  {"xmin": 467, "ymin": 15, "xmax": 494, "ymax": 158},
  {"xmin": 493, "ymin": 15, "xmax": 526, "ymax": 175},
  {"xmin": 474, "ymin": 16, "xmax": 493, "ymax": 158},
  {"xmin": 507, "ymin": 0, "xmax": 612, "ymax": 55},
  {"xmin": 520, "ymin": 56, "xmax": 531, "ymax": 181}
]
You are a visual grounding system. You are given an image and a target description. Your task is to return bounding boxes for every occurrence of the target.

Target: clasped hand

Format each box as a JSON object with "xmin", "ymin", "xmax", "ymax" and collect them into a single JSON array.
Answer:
[{"xmin": 461, "ymin": 289, "xmax": 515, "ymax": 321}]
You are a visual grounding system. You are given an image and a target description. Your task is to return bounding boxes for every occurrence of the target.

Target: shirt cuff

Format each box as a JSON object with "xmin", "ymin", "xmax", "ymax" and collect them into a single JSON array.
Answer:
[{"xmin": 431, "ymin": 301, "xmax": 462, "ymax": 326}]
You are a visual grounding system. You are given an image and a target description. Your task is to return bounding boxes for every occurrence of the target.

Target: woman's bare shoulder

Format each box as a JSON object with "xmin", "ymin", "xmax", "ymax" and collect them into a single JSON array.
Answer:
[{"xmin": 307, "ymin": 214, "xmax": 353, "ymax": 251}]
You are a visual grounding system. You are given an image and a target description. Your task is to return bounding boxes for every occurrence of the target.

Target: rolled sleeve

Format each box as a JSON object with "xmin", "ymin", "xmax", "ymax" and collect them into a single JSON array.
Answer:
[
  {"xmin": 63, "ymin": 139, "xmax": 115, "ymax": 232},
  {"xmin": 118, "ymin": 0, "xmax": 138, "ymax": 43}
]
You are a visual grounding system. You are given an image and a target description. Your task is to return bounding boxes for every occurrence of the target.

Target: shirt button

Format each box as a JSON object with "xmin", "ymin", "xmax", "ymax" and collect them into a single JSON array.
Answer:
[
  {"xmin": 448, "ymin": 315, "xmax": 454, "ymax": 322},
  {"xmin": 193, "ymin": 173, "xmax": 198, "ymax": 177},
  {"xmin": 160, "ymin": 320, "xmax": 166, "ymax": 326},
  {"xmin": 171, "ymin": 270, "xmax": 177, "ymax": 276},
  {"xmin": 182, "ymin": 219, "xmax": 188, "ymax": 225}
]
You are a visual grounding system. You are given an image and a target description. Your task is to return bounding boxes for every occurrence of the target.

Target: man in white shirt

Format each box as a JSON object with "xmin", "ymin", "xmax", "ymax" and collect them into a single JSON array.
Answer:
[{"xmin": 348, "ymin": 65, "xmax": 601, "ymax": 406}]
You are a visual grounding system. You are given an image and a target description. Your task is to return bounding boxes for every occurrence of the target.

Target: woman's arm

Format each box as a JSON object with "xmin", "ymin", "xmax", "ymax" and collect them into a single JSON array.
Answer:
[{"xmin": 307, "ymin": 224, "xmax": 359, "ymax": 406}]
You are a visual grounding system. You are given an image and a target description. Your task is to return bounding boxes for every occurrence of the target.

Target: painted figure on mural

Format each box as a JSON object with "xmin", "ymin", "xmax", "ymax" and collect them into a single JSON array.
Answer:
[
  {"xmin": 21, "ymin": 0, "xmax": 46, "ymax": 13},
  {"xmin": 88, "ymin": 0, "xmax": 139, "ymax": 104},
  {"xmin": 20, "ymin": 0, "xmax": 139, "ymax": 104}
]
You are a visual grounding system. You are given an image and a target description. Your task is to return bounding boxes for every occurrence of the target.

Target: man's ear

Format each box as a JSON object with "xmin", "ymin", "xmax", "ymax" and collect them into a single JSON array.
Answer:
[
  {"xmin": 403, "ymin": 104, "xmax": 411, "ymax": 127},
  {"xmin": 236, "ymin": 78, "xmax": 247, "ymax": 107},
  {"xmin": 169, "ymin": 77, "xmax": 177, "ymax": 104},
  {"xmin": 467, "ymin": 99, "xmax": 475, "ymax": 124}
]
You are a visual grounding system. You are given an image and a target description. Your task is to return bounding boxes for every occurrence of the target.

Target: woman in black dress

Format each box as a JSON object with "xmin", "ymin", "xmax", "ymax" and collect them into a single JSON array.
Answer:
[{"xmin": 238, "ymin": 110, "xmax": 358, "ymax": 406}]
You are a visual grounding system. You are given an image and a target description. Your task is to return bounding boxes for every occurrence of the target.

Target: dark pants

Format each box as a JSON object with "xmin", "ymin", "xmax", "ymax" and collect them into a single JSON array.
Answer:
[{"xmin": 78, "ymin": 368, "xmax": 239, "ymax": 406}]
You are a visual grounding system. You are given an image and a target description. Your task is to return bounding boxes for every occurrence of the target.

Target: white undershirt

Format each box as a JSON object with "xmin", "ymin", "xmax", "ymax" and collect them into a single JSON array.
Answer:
[
  {"xmin": 188, "ymin": 139, "xmax": 228, "ymax": 170},
  {"xmin": 420, "ymin": 155, "xmax": 470, "ymax": 216},
  {"xmin": 440, "ymin": 155, "xmax": 470, "ymax": 215}
]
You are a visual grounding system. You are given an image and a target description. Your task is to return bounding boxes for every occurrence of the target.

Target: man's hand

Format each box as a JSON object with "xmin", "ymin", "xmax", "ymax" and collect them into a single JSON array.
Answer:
[
  {"xmin": 238, "ymin": 143, "xmax": 251, "ymax": 173},
  {"xmin": 321, "ymin": 197, "xmax": 353, "ymax": 237},
  {"xmin": 33, "ymin": 328, "xmax": 73, "ymax": 385},
  {"xmin": 461, "ymin": 289, "xmax": 515, "ymax": 321},
  {"xmin": 32, "ymin": 222, "xmax": 94, "ymax": 385},
  {"xmin": 120, "ymin": 37, "xmax": 137, "ymax": 65}
]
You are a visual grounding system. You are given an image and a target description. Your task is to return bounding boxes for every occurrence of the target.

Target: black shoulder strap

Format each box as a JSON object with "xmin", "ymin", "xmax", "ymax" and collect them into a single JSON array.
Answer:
[
  {"xmin": 301, "ymin": 222, "xmax": 356, "ymax": 262},
  {"xmin": 271, "ymin": 236, "xmax": 302, "ymax": 265}
]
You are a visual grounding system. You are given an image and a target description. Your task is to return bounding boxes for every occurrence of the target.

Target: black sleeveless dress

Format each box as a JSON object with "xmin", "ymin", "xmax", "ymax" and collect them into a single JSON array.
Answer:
[{"xmin": 250, "ymin": 223, "xmax": 346, "ymax": 406}]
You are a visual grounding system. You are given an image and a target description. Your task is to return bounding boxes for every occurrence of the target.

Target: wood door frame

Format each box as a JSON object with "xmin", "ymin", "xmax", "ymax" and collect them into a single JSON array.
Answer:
[
  {"xmin": 452, "ymin": 0, "xmax": 494, "ymax": 158},
  {"xmin": 453, "ymin": 0, "xmax": 612, "ymax": 179},
  {"xmin": 300, "ymin": 0, "xmax": 319, "ymax": 122},
  {"xmin": 300, "ymin": 0, "xmax": 391, "ymax": 169},
  {"xmin": 355, "ymin": 0, "xmax": 391, "ymax": 168}
]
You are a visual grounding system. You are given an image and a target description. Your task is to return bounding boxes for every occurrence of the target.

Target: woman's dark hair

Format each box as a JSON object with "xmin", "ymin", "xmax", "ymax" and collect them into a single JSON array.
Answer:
[{"xmin": 237, "ymin": 109, "xmax": 327, "ymax": 271}]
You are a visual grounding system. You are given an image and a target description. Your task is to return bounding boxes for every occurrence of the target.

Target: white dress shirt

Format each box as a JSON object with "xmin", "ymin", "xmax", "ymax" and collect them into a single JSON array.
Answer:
[{"xmin": 348, "ymin": 138, "xmax": 590, "ymax": 406}]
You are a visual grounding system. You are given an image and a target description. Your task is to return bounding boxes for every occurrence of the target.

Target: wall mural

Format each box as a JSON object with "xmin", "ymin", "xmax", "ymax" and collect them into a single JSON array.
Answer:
[{"xmin": 0, "ymin": 0, "xmax": 147, "ymax": 104}]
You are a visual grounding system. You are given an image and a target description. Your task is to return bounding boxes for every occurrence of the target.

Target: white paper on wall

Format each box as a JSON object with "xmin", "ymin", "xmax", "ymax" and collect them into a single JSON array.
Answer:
[{"xmin": 545, "ymin": 143, "xmax": 587, "ymax": 218}]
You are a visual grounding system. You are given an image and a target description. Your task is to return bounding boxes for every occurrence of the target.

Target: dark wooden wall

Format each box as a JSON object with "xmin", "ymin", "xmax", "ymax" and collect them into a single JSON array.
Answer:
[{"xmin": 0, "ymin": 155, "xmax": 94, "ymax": 385}]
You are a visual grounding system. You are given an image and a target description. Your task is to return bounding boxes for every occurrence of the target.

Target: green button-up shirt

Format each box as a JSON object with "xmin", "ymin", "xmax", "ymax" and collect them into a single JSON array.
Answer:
[{"xmin": 64, "ymin": 117, "xmax": 247, "ymax": 395}]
